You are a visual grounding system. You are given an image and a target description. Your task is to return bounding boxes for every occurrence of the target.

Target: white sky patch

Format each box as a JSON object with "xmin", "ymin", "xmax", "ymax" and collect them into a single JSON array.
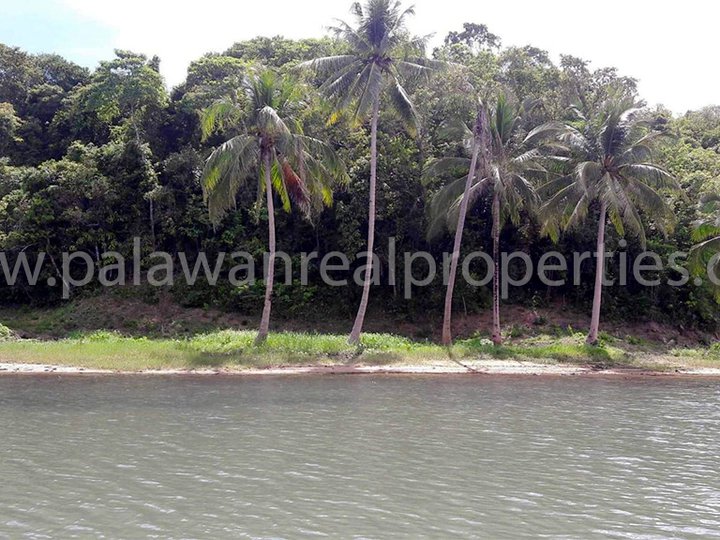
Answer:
[{"xmin": 60, "ymin": 0, "xmax": 718, "ymax": 113}]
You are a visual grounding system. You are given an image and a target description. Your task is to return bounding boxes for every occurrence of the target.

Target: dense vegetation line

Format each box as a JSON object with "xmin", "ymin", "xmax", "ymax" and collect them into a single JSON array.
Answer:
[{"xmin": 0, "ymin": 1, "xmax": 719, "ymax": 347}]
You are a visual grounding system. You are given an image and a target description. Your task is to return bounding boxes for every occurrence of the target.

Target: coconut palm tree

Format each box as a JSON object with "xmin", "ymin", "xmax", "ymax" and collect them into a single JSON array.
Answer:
[
  {"xmin": 426, "ymin": 104, "xmax": 488, "ymax": 346},
  {"xmin": 689, "ymin": 194, "xmax": 720, "ymax": 282},
  {"xmin": 200, "ymin": 69, "xmax": 347, "ymax": 344},
  {"xmin": 530, "ymin": 92, "xmax": 677, "ymax": 345},
  {"xmin": 426, "ymin": 95, "xmax": 543, "ymax": 345},
  {"xmin": 301, "ymin": 0, "xmax": 439, "ymax": 344}
]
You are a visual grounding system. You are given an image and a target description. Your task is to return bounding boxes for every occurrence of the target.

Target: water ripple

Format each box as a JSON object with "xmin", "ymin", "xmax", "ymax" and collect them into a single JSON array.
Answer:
[{"xmin": 0, "ymin": 376, "xmax": 719, "ymax": 539}]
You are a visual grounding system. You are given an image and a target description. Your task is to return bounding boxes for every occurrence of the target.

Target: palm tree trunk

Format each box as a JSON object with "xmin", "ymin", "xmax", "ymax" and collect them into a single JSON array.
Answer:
[
  {"xmin": 349, "ymin": 99, "xmax": 380, "ymax": 344},
  {"xmin": 441, "ymin": 129, "xmax": 481, "ymax": 346},
  {"xmin": 256, "ymin": 150, "xmax": 275, "ymax": 345},
  {"xmin": 491, "ymin": 191, "xmax": 502, "ymax": 346},
  {"xmin": 587, "ymin": 200, "xmax": 608, "ymax": 346},
  {"xmin": 149, "ymin": 199, "xmax": 156, "ymax": 250}
]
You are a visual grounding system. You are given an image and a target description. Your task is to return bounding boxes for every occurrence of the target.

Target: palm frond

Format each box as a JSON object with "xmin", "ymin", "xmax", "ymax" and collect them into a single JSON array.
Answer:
[
  {"xmin": 426, "ymin": 174, "xmax": 472, "ymax": 240},
  {"xmin": 201, "ymin": 68, "xmax": 346, "ymax": 224},
  {"xmin": 308, "ymin": 0, "xmax": 439, "ymax": 125},
  {"xmin": 692, "ymin": 223, "xmax": 720, "ymax": 243},
  {"xmin": 353, "ymin": 61, "xmax": 384, "ymax": 119},
  {"xmin": 446, "ymin": 177, "xmax": 492, "ymax": 231},
  {"xmin": 201, "ymin": 135, "xmax": 260, "ymax": 223},
  {"xmin": 269, "ymin": 157, "xmax": 292, "ymax": 213},
  {"xmin": 619, "ymin": 163, "xmax": 678, "ymax": 190},
  {"xmin": 388, "ymin": 78, "xmax": 419, "ymax": 136},
  {"xmin": 437, "ymin": 117, "xmax": 473, "ymax": 146},
  {"xmin": 394, "ymin": 59, "xmax": 434, "ymax": 80},
  {"xmin": 689, "ymin": 237, "xmax": 720, "ymax": 277},
  {"xmin": 257, "ymin": 106, "xmax": 292, "ymax": 138},
  {"xmin": 422, "ymin": 157, "xmax": 472, "ymax": 184},
  {"xmin": 298, "ymin": 55, "xmax": 359, "ymax": 74},
  {"xmin": 200, "ymin": 99, "xmax": 242, "ymax": 141}
]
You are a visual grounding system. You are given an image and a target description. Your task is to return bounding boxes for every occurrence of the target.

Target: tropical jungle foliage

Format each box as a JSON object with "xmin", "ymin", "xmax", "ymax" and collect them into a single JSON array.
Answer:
[{"xmin": 1, "ymin": 1, "xmax": 720, "ymax": 341}]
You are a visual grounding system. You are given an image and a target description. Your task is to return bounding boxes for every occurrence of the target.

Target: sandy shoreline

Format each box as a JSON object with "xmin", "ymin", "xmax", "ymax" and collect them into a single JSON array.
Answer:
[{"xmin": 2, "ymin": 360, "xmax": 720, "ymax": 377}]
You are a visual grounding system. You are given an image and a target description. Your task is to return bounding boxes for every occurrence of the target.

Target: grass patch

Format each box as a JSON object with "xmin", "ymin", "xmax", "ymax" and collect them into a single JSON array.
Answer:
[
  {"xmin": 0, "ymin": 328, "xmax": 660, "ymax": 372},
  {"xmin": 661, "ymin": 344, "xmax": 720, "ymax": 369},
  {"xmin": 2, "ymin": 300, "xmax": 717, "ymax": 373},
  {"xmin": 0, "ymin": 330, "xmax": 447, "ymax": 370},
  {"xmin": 455, "ymin": 336, "xmax": 626, "ymax": 366}
]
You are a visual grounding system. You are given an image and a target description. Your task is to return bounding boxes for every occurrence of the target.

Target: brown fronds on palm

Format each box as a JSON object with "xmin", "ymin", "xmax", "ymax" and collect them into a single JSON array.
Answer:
[
  {"xmin": 202, "ymin": 70, "xmax": 346, "ymax": 223},
  {"xmin": 200, "ymin": 69, "xmax": 348, "ymax": 343},
  {"xmin": 530, "ymin": 91, "xmax": 678, "ymax": 344}
]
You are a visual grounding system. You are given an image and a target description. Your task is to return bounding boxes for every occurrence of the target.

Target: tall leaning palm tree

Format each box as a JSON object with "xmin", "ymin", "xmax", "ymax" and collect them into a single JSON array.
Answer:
[
  {"xmin": 531, "ymin": 92, "xmax": 677, "ymax": 345},
  {"xmin": 427, "ymin": 95, "xmax": 543, "ymax": 345},
  {"xmin": 302, "ymin": 0, "xmax": 439, "ymax": 344},
  {"xmin": 201, "ymin": 69, "xmax": 347, "ymax": 344}
]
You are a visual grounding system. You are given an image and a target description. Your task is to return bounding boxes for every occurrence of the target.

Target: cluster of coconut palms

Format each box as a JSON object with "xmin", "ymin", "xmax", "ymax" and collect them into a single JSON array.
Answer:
[{"xmin": 201, "ymin": 0, "xmax": 677, "ymax": 347}]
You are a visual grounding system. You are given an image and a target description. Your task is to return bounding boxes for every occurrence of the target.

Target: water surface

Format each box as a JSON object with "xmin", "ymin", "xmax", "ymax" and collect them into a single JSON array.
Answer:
[{"xmin": 1, "ymin": 375, "xmax": 719, "ymax": 539}]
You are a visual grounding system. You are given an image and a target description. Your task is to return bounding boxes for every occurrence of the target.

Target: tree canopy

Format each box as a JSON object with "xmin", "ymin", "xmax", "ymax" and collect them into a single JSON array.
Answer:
[{"xmin": 1, "ymin": 16, "xmax": 719, "ymax": 333}]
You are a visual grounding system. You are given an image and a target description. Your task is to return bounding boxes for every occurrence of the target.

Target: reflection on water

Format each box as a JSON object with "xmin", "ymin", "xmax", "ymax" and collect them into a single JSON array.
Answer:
[{"xmin": 0, "ymin": 375, "xmax": 719, "ymax": 539}]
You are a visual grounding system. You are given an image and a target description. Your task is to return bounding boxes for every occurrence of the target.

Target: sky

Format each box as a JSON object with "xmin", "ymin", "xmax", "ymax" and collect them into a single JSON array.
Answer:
[{"xmin": 1, "ymin": 0, "xmax": 717, "ymax": 114}]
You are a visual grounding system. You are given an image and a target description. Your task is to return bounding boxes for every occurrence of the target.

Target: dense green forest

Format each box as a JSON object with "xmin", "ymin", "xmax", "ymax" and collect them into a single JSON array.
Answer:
[{"xmin": 1, "ymin": 1, "xmax": 720, "ymax": 341}]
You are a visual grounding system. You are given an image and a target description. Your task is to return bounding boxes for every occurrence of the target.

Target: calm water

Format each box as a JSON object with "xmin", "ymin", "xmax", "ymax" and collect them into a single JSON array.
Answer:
[{"xmin": 1, "ymin": 375, "xmax": 719, "ymax": 539}]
